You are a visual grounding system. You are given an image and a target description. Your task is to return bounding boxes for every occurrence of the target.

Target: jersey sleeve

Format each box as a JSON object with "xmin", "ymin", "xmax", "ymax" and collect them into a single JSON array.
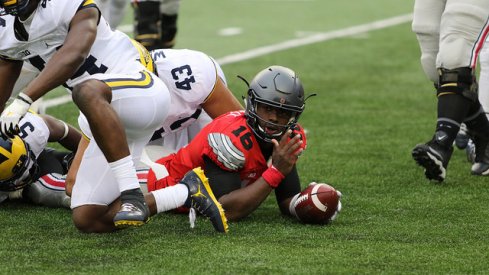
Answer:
[
  {"xmin": 153, "ymin": 49, "xmax": 218, "ymax": 107},
  {"xmin": 206, "ymin": 132, "xmax": 246, "ymax": 172}
]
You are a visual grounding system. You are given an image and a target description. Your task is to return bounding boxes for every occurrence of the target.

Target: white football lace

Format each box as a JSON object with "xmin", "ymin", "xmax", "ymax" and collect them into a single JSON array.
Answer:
[{"xmin": 294, "ymin": 193, "xmax": 309, "ymax": 208}]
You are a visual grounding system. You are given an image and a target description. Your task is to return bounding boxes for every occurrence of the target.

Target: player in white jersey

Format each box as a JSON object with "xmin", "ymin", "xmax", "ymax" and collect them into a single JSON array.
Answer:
[
  {"xmin": 65, "ymin": 48, "xmax": 243, "ymax": 207},
  {"xmin": 0, "ymin": 113, "xmax": 81, "ymax": 208},
  {"xmin": 147, "ymin": 48, "xmax": 243, "ymax": 152},
  {"xmin": 0, "ymin": 0, "xmax": 190, "ymax": 233},
  {"xmin": 411, "ymin": 0, "xmax": 489, "ymax": 182}
]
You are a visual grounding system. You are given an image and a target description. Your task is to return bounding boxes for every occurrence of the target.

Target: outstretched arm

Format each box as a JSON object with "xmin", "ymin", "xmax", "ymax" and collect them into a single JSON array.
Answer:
[
  {"xmin": 211, "ymin": 130, "xmax": 303, "ymax": 221},
  {"xmin": 205, "ymin": 156, "xmax": 273, "ymax": 221},
  {"xmin": 40, "ymin": 114, "xmax": 82, "ymax": 152}
]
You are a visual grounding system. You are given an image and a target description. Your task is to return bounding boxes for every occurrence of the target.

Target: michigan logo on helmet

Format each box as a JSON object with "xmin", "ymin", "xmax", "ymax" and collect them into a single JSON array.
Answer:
[{"xmin": 0, "ymin": 135, "xmax": 37, "ymax": 192}]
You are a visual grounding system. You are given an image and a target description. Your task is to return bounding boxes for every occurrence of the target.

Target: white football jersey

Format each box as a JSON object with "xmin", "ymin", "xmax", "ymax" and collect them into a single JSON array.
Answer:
[
  {"xmin": 150, "ymin": 49, "xmax": 226, "ymax": 136},
  {"xmin": 17, "ymin": 112, "xmax": 50, "ymax": 158},
  {"xmin": 0, "ymin": 0, "xmax": 147, "ymax": 89}
]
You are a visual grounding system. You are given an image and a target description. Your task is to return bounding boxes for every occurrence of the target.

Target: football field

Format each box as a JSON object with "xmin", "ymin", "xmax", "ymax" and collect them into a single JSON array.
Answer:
[{"xmin": 4, "ymin": 0, "xmax": 489, "ymax": 273}]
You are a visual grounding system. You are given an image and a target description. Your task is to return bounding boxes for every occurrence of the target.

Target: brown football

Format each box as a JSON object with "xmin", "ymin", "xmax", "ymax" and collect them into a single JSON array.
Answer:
[{"xmin": 294, "ymin": 183, "xmax": 339, "ymax": 224}]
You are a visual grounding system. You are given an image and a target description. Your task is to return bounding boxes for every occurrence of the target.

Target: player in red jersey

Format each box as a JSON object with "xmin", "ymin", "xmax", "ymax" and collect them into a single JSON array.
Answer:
[{"xmin": 145, "ymin": 65, "xmax": 342, "ymax": 223}]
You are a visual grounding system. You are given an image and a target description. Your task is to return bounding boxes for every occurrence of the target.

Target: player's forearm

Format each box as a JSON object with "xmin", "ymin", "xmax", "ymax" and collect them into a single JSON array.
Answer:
[
  {"xmin": 24, "ymin": 8, "xmax": 98, "ymax": 101},
  {"xmin": 24, "ymin": 50, "xmax": 85, "ymax": 101},
  {"xmin": 0, "ymin": 59, "xmax": 23, "ymax": 111},
  {"xmin": 218, "ymin": 178, "xmax": 272, "ymax": 221}
]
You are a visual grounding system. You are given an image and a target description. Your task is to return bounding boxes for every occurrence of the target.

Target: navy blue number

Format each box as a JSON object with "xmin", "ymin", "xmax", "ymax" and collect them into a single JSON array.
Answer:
[
  {"xmin": 0, "ymin": 17, "xmax": 5, "ymax": 27},
  {"xmin": 171, "ymin": 65, "xmax": 196, "ymax": 91},
  {"xmin": 18, "ymin": 122, "xmax": 35, "ymax": 139},
  {"xmin": 28, "ymin": 53, "xmax": 107, "ymax": 80}
]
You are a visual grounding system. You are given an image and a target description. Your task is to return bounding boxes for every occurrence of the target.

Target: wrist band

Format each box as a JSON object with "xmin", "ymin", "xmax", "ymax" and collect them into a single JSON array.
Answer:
[
  {"xmin": 59, "ymin": 120, "xmax": 69, "ymax": 140},
  {"xmin": 262, "ymin": 165, "xmax": 285, "ymax": 188},
  {"xmin": 17, "ymin": 92, "xmax": 33, "ymax": 105}
]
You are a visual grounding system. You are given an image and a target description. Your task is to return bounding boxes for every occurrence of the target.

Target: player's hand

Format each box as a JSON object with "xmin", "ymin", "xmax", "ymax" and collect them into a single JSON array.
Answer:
[
  {"xmin": 0, "ymin": 93, "xmax": 32, "ymax": 138},
  {"xmin": 271, "ymin": 129, "xmax": 303, "ymax": 176}
]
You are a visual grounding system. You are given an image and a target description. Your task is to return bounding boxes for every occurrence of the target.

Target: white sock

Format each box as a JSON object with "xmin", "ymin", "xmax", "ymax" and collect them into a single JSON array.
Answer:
[
  {"xmin": 109, "ymin": 155, "xmax": 140, "ymax": 192},
  {"xmin": 151, "ymin": 184, "xmax": 189, "ymax": 214}
]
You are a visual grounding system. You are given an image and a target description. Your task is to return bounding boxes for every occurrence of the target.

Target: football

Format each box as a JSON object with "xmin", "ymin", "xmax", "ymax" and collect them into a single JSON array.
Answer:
[{"xmin": 294, "ymin": 183, "xmax": 340, "ymax": 224}]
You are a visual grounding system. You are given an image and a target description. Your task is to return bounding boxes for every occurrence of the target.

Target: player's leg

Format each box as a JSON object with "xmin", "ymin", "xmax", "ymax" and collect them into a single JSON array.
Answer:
[
  {"xmin": 105, "ymin": 72, "xmax": 171, "ymax": 227},
  {"xmin": 25, "ymin": 175, "xmax": 71, "ymax": 208},
  {"xmin": 132, "ymin": 0, "xmax": 161, "ymax": 51},
  {"xmin": 479, "ymin": 40, "xmax": 489, "ymax": 119},
  {"xmin": 438, "ymin": 0, "xmax": 489, "ymax": 176},
  {"xmin": 146, "ymin": 167, "xmax": 228, "ymax": 233},
  {"xmin": 70, "ymin": 139, "xmax": 122, "ymax": 233},
  {"xmin": 412, "ymin": 0, "xmax": 489, "ymax": 181},
  {"xmin": 159, "ymin": 0, "xmax": 179, "ymax": 48},
  {"xmin": 71, "ymin": 73, "xmax": 170, "ymax": 229},
  {"xmin": 411, "ymin": 0, "xmax": 444, "ymax": 84}
]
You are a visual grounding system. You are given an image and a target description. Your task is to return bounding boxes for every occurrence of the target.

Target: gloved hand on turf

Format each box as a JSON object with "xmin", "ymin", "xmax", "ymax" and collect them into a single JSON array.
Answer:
[{"xmin": 0, "ymin": 93, "xmax": 32, "ymax": 138}]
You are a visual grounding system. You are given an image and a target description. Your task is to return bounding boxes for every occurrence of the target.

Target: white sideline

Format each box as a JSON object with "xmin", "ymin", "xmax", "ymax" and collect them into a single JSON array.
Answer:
[{"xmin": 41, "ymin": 13, "xmax": 413, "ymax": 110}]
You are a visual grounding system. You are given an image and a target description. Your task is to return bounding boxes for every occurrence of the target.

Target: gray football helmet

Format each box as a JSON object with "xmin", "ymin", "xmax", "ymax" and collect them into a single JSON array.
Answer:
[{"xmin": 243, "ymin": 65, "xmax": 306, "ymax": 142}]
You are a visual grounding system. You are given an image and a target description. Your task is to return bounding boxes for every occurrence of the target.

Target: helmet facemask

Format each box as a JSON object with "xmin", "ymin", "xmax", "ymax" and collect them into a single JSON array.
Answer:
[
  {"xmin": 246, "ymin": 90, "xmax": 301, "ymax": 142},
  {"xmin": 241, "ymin": 65, "xmax": 312, "ymax": 143},
  {"xmin": 0, "ymin": 0, "xmax": 31, "ymax": 16}
]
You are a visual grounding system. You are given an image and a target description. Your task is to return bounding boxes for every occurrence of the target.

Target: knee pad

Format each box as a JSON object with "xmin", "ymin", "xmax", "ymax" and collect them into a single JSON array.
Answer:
[
  {"xmin": 24, "ymin": 176, "xmax": 71, "ymax": 208},
  {"xmin": 437, "ymin": 67, "xmax": 478, "ymax": 102},
  {"xmin": 133, "ymin": 1, "xmax": 160, "ymax": 51},
  {"xmin": 438, "ymin": 2, "xmax": 489, "ymax": 69}
]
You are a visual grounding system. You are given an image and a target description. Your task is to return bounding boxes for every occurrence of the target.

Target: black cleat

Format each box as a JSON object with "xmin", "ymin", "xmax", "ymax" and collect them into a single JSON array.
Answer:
[
  {"xmin": 470, "ymin": 135, "xmax": 489, "ymax": 176},
  {"xmin": 180, "ymin": 167, "xmax": 228, "ymax": 233},
  {"xmin": 466, "ymin": 139, "xmax": 476, "ymax": 164},
  {"xmin": 114, "ymin": 188, "xmax": 150, "ymax": 228},
  {"xmin": 412, "ymin": 142, "xmax": 453, "ymax": 182}
]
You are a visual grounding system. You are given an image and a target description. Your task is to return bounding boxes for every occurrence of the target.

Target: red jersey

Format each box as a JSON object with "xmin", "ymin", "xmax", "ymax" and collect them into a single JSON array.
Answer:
[{"xmin": 146, "ymin": 111, "xmax": 306, "ymax": 191}]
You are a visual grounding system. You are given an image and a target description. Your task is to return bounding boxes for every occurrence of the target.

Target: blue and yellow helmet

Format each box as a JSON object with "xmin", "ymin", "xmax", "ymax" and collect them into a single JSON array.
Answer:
[{"xmin": 0, "ymin": 135, "xmax": 37, "ymax": 192}]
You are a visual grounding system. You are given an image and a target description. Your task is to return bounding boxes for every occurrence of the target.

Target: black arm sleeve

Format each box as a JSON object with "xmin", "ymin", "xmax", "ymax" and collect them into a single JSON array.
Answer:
[
  {"xmin": 36, "ymin": 148, "xmax": 70, "ymax": 176},
  {"xmin": 203, "ymin": 156, "xmax": 242, "ymax": 199},
  {"xmin": 274, "ymin": 165, "xmax": 301, "ymax": 205}
]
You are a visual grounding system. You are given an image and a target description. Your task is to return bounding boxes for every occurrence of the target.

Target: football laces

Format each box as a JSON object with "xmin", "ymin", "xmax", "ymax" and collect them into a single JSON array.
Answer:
[{"xmin": 294, "ymin": 193, "xmax": 309, "ymax": 208}]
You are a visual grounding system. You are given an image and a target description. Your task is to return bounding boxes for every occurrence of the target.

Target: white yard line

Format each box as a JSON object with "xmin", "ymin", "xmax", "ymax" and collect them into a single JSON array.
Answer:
[
  {"xmin": 42, "ymin": 13, "xmax": 412, "ymax": 109},
  {"xmin": 216, "ymin": 13, "xmax": 412, "ymax": 65}
]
